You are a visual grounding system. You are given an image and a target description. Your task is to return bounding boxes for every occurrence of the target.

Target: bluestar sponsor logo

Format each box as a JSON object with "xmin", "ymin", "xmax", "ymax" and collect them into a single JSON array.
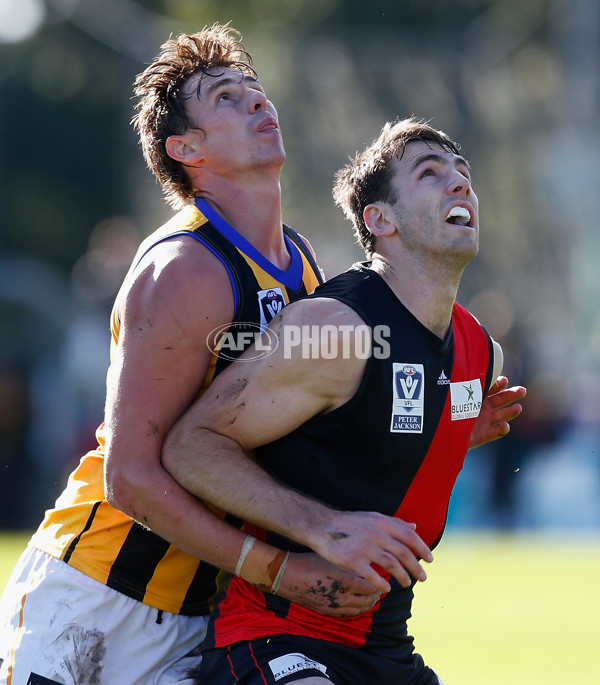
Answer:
[
  {"xmin": 268, "ymin": 653, "xmax": 328, "ymax": 681},
  {"xmin": 450, "ymin": 379, "xmax": 483, "ymax": 420}
]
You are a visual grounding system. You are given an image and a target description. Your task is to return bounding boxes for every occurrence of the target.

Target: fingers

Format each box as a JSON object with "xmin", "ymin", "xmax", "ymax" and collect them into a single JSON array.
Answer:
[
  {"xmin": 488, "ymin": 384, "xmax": 527, "ymax": 409},
  {"xmin": 485, "ymin": 421, "xmax": 510, "ymax": 443},
  {"xmin": 289, "ymin": 584, "xmax": 381, "ymax": 618},
  {"xmin": 374, "ymin": 552, "xmax": 423, "ymax": 589},
  {"xmin": 362, "ymin": 550, "xmax": 428, "ymax": 590},
  {"xmin": 345, "ymin": 561, "xmax": 392, "ymax": 593},
  {"xmin": 341, "ymin": 518, "xmax": 432, "ymax": 590},
  {"xmin": 312, "ymin": 511, "xmax": 435, "ymax": 593},
  {"xmin": 488, "ymin": 402, "xmax": 523, "ymax": 426},
  {"xmin": 371, "ymin": 524, "xmax": 433, "ymax": 589},
  {"xmin": 329, "ymin": 590, "xmax": 382, "ymax": 617},
  {"xmin": 280, "ymin": 553, "xmax": 383, "ymax": 616},
  {"xmin": 487, "ymin": 375, "xmax": 509, "ymax": 394},
  {"xmin": 345, "ymin": 573, "xmax": 383, "ymax": 597},
  {"xmin": 303, "ymin": 568, "xmax": 383, "ymax": 617},
  {"xmin": 308, "ymin": 571, "xmax": 385, "ymax": 617}
]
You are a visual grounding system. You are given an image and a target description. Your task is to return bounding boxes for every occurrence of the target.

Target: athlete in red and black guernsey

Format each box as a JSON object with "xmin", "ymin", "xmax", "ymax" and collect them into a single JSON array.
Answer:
[
  {"xmin": 162, "ymin": 118, "xmax": 527, "ymax": 684},
  {"xmin": 0, "ymin": 26, "xmax": 389, "ymax": 685}
]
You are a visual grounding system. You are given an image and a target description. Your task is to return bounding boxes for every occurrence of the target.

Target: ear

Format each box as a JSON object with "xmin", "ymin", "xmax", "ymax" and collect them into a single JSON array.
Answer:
[
  {"xmin": 363, "ymin": 202, "xmax": 396, "ymax": 238},
  {"xmin": 165, "ymin": 131, "xmax": 204, "ymax": 165}
]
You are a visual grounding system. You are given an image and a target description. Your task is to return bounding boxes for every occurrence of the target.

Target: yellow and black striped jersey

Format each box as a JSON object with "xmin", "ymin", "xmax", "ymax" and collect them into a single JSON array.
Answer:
[{"xmin": 29, "ymin": 199, "xmax": 323, "ymax": 616}]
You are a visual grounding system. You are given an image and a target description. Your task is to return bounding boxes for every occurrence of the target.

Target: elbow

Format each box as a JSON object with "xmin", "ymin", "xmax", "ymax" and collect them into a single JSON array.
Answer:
[
  {"xmin": 106, "ymin": 486, "xmax": 125, "ymax": 514},
  {"xmin": 105, "ymin": 468, "xmax": 132, "ymax": 515},
  {"xmin": 105, "ymin": 457, "xmax": 143, "ymax": 518}
]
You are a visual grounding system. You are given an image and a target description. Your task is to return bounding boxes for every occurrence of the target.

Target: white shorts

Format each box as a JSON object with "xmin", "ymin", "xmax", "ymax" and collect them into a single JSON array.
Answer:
[{"xmin": 0, "ymin": 546, "xmax": 209, "ymax": 685}]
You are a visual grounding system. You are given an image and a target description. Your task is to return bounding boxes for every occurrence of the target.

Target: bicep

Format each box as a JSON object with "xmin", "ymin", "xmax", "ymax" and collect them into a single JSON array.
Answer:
[
  {"xmin": 179, "ymin": 346, "xmax": 329, "ymax": 451},
  {"xmin": 177, "ymin": 301, "xmax": 367, "ymax": 451},
  {"xmin": 104, "ymin": 251, "xmax": 235, "ymax": 473}
]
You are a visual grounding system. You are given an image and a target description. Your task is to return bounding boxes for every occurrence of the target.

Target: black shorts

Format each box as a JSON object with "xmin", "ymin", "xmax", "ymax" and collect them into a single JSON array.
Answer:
[{"xmin": 196, "ymin": 635, "xmax": 442, "ymax": 685}]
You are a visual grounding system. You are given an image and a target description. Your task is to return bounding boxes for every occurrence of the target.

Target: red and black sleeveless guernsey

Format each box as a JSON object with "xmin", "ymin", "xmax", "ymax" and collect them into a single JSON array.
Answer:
[
  {"xmin": 205, "ymin": 263, "xmax": 494, "ymax": 659},
  {"xmin": 29, "ymin": 198, "xmax": 323, "ymax": 616}
]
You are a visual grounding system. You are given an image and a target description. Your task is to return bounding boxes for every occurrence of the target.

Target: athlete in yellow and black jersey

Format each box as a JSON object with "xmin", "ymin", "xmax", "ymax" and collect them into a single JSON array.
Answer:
[{"xmin": 29, "ymin": 198, "xmax": 323, "ymax": 616}]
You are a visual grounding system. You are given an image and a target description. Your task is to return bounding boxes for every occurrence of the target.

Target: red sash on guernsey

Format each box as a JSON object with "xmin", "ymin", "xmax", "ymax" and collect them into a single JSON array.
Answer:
[{"xmin": 210, "ymin": 302, "xmax": 490, "ymax": 650}]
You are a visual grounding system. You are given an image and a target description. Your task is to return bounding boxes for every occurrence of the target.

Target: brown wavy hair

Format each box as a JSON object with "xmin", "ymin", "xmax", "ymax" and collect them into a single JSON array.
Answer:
[
  {"xmin": 333, "ymin": 117, "xmax": 462, "ymax": 256},
  {"xmin": 132, "ymin": 24, "xmax": 255, "ymax": 208}
]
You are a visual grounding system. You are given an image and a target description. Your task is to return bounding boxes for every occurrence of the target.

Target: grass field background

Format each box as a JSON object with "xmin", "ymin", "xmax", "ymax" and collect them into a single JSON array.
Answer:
[{"xmin": 1, "ymin": 530, "xmax": 599, "ymax": 683}]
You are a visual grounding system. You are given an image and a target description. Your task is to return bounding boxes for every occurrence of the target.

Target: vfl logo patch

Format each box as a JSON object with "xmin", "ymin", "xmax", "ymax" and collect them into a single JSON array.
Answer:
[
  {"xmin": 450, "ymin": 379, "xmax": 483, "ymax": 420},
  {"xmin": 268, "ymin": 652, "xmax": 329, "ymax": 681},
  {"xmin": 258, "ymin": 287, "xmax": 286, "ymax": 331},
  {"xmin": 390, "ymin": 363, "xmax": 424, "ymax": 433}
]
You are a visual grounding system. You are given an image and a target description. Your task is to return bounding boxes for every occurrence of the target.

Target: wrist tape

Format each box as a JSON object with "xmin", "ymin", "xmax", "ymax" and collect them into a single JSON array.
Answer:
[{"xmin": 235, "ymin": 534, "xmax": 290, "ymax": 594}]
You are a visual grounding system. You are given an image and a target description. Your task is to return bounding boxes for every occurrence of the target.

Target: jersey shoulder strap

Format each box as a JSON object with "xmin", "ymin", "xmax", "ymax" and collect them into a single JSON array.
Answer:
[{"xmin": 283, "ymin": 224, "xmax": 324, "ymax": 286}]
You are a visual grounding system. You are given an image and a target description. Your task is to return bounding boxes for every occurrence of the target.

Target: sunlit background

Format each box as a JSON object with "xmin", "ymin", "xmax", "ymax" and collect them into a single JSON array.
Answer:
[{"xmin": 1, "ymin": 0, "xmax": 599, "ymax": 538}]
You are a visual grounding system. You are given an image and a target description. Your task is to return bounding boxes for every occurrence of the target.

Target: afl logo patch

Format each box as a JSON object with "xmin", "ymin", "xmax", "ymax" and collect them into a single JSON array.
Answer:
[{"xmin": 258, "ymin": 287, "xmax": 286, "ymax": 330}]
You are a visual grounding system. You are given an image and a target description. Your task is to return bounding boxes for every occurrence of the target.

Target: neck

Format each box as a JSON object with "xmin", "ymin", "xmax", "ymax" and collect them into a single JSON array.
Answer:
[
  {"xmin": 196, "ymin": 174, "xmax": 288, "ymax": 266},
  {"xmin": 370, "ymin": 252, "xmax": 464, "ymax": 339}
]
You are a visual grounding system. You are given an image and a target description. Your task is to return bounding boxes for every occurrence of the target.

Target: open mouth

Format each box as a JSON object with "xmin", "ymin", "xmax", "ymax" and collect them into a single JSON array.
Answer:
[{"xmin": 444, "ymin": 206, "xmax": 472, "ymax": 226}]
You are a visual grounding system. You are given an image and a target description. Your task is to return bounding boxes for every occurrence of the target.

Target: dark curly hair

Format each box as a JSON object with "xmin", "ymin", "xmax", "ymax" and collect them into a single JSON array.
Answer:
[
  {"xmin": 132, "ymin": 24, "xmax": 256, "ymax": 208},
  {"xmin": 333, "ymin": 117, "xmax": 462, "ymax": 256}
]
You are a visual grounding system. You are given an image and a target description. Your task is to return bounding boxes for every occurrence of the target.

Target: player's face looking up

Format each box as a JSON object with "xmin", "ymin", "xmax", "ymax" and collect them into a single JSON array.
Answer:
[
  {"xmin": 169, "ymin": 67, "xmax": 286, "ymax": 176},
  {"xmin": 386, "ymin": 140, "xmax": 479, "ymax": 265}
]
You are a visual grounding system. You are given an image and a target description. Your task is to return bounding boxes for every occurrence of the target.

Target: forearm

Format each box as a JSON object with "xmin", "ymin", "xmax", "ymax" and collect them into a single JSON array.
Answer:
[
  {"xmin": 162, "ymin": 432, "xmax": 434, "ymax": 593},
  {"xmin": 111, "ymin": 463, "xmax": 293, "ymax": 592},
  {"xmin": 109, "ymin": 463, "xmax": 380, "ymax": 615},
  {"xmin": 162, "ymin": 425, "xmax": 336, "ymax": 552},
  {"xmin": 111, "ymin": 461, "xmax": 244, "ymax": 574}
]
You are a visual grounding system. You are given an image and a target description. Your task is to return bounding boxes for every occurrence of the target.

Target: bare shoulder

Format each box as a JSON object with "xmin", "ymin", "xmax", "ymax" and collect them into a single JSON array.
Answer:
[
  {"xmin": 123, "ymin": 232, "xmax": 233, "ymax": 303},
  {"xmin": 117, "ymin": 233, "xmax": 235, "ymax": 340},
  {"xmin": 259, "ymin": 296, "xmax": 368, "ymax": 409},
  {"xmin": 186, "ymin": 294, "xmax": 370, "ymax": 446}
]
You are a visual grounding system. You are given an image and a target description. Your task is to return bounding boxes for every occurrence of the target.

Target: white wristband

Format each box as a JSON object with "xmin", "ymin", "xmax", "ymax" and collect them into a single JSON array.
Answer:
[
  {"xmin": 270, "ymin": 551, "xmax": 290, "ymax": 594},
  {"xmin": 234, "ymin": 535, "xmax": 256, "ymax": 577}
]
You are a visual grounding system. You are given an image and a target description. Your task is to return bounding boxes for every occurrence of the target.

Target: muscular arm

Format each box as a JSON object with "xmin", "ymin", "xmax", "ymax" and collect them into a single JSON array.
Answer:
[
  {"xmin": 162, "ymin": 299, "xmax": 434, "ymax": 591},
  {"xmin": 103, "ymin": 239, "xmax": 376, "ymax": 615},
  {"xmin": 104, "ymin": 238, "xmax": 252, "ymax": 570}
]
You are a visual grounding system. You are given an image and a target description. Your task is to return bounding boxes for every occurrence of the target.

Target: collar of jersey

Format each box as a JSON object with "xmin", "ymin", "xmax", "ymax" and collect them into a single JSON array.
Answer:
[{"xmin": 195, "ymin": 198, "xmax": 303, "ymax": 291}]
